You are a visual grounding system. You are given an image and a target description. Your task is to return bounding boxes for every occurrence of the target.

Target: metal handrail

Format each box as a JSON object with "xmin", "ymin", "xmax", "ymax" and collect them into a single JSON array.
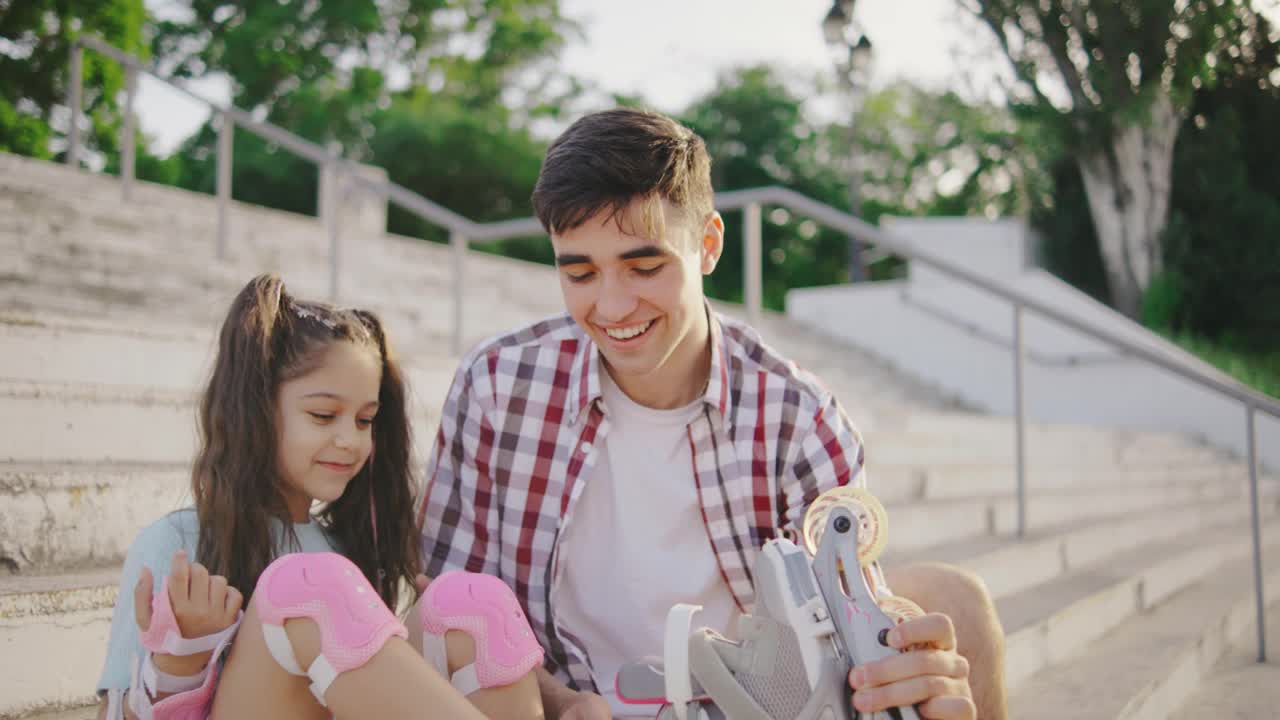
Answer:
[
  {"xmin": 67, "ymin": 36, "xmax": 1272, "ymax": 663},
  {"xmin": 898, "ymin": 290, "xmax": 1126, "ymax": 367}
]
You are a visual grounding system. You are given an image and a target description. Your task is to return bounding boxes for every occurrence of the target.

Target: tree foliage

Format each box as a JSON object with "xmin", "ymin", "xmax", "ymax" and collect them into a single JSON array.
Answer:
[
  {"xmin": 1162, "ymin": 9, "xmax": 1280, "ymax": 351},
  {"xmin": 0, "ymin": 0, "xmax": 146, "ymax": 159},
  {"xmin": 152, "ymin": 0, "xmax": 570, "ymax": 112},
  {"xmin": 961, "ymin": 0, "xmax": 1268, "ymax": 318}
]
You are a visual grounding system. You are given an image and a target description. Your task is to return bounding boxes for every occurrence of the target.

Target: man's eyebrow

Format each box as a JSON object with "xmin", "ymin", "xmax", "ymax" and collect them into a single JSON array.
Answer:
[
  {"xmin": 619, "ymin": 245, "xmax": 669, "ymax": 261},
  {"xmin": 556, "ymin": 253, "xmax": 591, "ymax": 266}
]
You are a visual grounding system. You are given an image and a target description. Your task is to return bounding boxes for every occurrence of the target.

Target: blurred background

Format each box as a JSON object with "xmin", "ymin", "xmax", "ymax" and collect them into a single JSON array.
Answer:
[
  {"xmin": 3, "ymin": 0, "xmax": 1276, "ymax": 398},
  {"xmin": 5, "ymin": 4, "xmax": 1280, "ymax": 718}
]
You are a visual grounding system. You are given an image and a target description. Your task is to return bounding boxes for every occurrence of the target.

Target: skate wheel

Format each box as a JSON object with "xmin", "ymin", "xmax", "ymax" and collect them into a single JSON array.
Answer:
[
  {"xmin": 878, "ymin": 595, "xmax": 925, "ymax": 625},
  {"xmin": 802, "ymin": 486, "xmax": 888, "ymax": 564}
]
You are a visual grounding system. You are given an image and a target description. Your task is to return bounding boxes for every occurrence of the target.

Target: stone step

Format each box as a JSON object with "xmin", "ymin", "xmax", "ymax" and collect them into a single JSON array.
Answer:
[
  {"xmin": 0, "ymin": 312, "xmax": 459, "ymax": 395},
  {"xmin": 15, "ymin": 705, "xmax": 97, "ymax": 720},
  {"xmin": 867, "ymin": 430, "xmax": 1223, "ymax": 468},
  {"xmin": 0, "ymin": 370, "xmax": 451, "ymax": 466},
  {"xmin": 1007, "ymin": 535, "xmax": 1280, "ymax": 719},
  {"xmin": 0, "ymin": 309, "xmax": 926, "ymax": 424},
  {"xmin": 5, "ymin": 451, "xmax": 1264, "ymax": 575},
  {"xmin": 1, "ymin": 463, "xmax": 191, "ymax": 572},
  {"xmin": 890, "ymin": 460, "xmax": 1256, "ymax": 501},
  {"xmin": 895, "ymin": 494, "xmax": 1279, "ymax": 600},
  {"xmin": 1000, "ymin": 522, "xmax": 1280, "ymax": 695},
  {"xmin": 0, "ymin": 373, "xmax": 1215, "ymax": 469},
  {"xmin": 2, "ymin": 159, "xmax": 955, "ymax": 411},
  {"xmin": 870, "ymin": 461, "xmax": 1253, "ymax": 506},
  {"xmin": 888, "ymin": 480, "xmax": 1280, "ymax": 555},
  {"xmin": 1170, "ymin": 597, "xmax": 1280, "ymax": 718},
  {"xmin": 1, "ymin": 494, "xmax": 1269, "ymax": 717},
  {"xmin": 0, "ymin": 568, "xmax": 118, "ymax": 718}
]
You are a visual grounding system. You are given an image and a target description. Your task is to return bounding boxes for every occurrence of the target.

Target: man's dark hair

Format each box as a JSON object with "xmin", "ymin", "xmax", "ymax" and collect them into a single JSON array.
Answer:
[{"xmin": 531, "ymin": 108, "xmax": 714, "ymax": 239}]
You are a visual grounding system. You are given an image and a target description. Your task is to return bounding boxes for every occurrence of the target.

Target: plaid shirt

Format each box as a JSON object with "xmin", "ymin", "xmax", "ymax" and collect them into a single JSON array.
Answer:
[{"xmin": 417, "ymin": 309, "xmax": 865, "ymax": 691}]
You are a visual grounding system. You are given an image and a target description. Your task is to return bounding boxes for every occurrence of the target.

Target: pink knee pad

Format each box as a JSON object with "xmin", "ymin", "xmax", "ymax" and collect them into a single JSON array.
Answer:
[
  {"xmin": 255, "ymin": 552, "xmax": 407, "ymax": 705},
  {"xmin": 419, "ymin": 570, "xmax": 543, "ymax": 695}
]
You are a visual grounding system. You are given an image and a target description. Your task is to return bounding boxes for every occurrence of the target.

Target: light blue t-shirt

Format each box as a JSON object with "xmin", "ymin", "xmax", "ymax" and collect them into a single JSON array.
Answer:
[{"xmin": 97, "ymin": 509, "xmax": 339, "ymax": 692}]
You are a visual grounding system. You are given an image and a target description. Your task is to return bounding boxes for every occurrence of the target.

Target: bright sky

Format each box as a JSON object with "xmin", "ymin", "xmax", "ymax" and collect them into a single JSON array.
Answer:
[{"xmin": 137, "ymin": 0, "xmax": 1005, "ymax": 154}]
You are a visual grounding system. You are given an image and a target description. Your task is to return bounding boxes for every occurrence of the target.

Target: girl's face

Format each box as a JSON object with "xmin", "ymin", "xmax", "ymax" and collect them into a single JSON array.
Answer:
[{"xmin": 275, "ymin": 340, "xmax": 382, "ymax": 522}]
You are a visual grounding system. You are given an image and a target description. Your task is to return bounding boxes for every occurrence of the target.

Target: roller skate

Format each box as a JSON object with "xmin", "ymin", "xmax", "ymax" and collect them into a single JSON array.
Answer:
[{"xmin": 616, "ymin": 486, "xmax": 922, "ymax": 720}]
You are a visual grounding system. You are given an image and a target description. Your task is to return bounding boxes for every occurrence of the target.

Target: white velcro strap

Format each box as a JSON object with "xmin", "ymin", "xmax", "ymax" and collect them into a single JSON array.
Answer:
[
  {"xmin": 450, "ymin": 663, "xmax": 481, "ymax": 696},
  {"xmin": 306, "ymin": 654, "xmax": 339, "ymax": 705},
  {"xmin": 422, "ymin": 632, "xmax": 450, "ymax": 677},
  {"xmin": 127, "ymin": 654, "xmax": 156, "ymax": 720},
  {"xmin": 153, "ymin": 611, "xmax": 242, "ymax": 657},
  {"xmin": 104, "ymin": 689, "xmax": 125, "ymax": 720},
  {"xmin": 262, "ymin": 623, "xmax": 306, "ymax": 676},
  {"xmin": 153, "ymin": 607, "xmax": 240, "ymax": 653},
  {"xmin": 140, "ymin": 653, "xmax": 209, "ymax": 695},
  {"xmin": 665, "ymin": 604, "xmax": 703, "ymax": 720}
]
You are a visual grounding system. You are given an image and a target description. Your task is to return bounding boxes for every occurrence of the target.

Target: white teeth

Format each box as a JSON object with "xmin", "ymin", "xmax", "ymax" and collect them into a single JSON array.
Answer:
[{"xmin": 604, "ymin": 320, "xmax": 653, "ymax": 340}]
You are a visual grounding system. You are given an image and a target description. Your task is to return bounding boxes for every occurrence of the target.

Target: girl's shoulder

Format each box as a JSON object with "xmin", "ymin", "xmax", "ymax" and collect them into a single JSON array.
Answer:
[{"xmin": 125, "ymin": 508, "xmax": 200, "ymax": 568}]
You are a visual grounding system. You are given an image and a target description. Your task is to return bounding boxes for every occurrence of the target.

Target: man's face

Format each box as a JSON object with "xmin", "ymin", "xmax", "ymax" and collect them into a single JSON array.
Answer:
[{"xmin": 552, "ymin": 199, "xmax": 724, "ymax": 407}]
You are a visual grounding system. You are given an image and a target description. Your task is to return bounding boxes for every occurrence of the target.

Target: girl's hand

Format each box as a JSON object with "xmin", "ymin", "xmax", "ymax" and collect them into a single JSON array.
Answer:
[{"xmin": 134, "ymin": 550, "xmax": 243, "ymax": 676}]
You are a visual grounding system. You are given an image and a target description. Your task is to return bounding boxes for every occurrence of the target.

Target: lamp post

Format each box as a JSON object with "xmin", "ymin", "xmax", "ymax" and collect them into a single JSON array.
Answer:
[{"xmin": 822, "ymin": 0, "xmax": 874, "ymax": 283}]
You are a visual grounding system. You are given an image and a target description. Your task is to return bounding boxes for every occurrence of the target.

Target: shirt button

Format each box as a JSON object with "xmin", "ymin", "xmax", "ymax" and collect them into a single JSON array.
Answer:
[{"xmin": 580, "ymin": 441, "xmax": 594, "ymax": 454}]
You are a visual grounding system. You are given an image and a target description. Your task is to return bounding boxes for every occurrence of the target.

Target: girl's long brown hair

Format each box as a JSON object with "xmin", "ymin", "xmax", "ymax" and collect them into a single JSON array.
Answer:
[{"xmin": 192, "ymin": 273, "xmax": 421, "ymax": 608}]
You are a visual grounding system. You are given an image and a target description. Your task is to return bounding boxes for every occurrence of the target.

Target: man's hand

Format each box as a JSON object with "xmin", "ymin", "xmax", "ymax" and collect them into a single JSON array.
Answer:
[
  {"xmin": 133, "ymin": 550, "xmax": 242, "ymax": 677},
  {"xmin": 848, "ymin": 613, "xmax": 975, "ymax": 720},
  {"xmin": 557, "ymin": 690, "xmax": 611, "ymax": 720}
]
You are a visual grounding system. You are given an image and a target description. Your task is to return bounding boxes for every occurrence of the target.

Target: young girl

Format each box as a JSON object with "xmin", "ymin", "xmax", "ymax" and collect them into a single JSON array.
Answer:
[{"xmin": 96, "ymin": 274, "xmax": 545, "ymax": 720}]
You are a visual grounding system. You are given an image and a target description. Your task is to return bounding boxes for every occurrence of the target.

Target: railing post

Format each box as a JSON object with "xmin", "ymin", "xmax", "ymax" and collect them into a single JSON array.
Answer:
[
  {"xmin": 216, "ymin": 112, "xmax": 233, "ymax": 260},
  {"xmin": 66, "ymin": 43, "xmax": 83, "ymax": 168},
  {"xmin": 744, "ymin": 202, "xmax": 762, "ymax": 327},
  {"xmin": 1013, "ymin": 303, "xmax": 1027, "ymax": 538},
  {"xmin": 1247, "ymin": 404, "xmax": 1267, "ymax": 662},
  {"xmin": 326, "ymin": 165, "xmax": 342, "ymax": 302},
  {"xmin": 451, "ymin": 230, "xmax": 466, "ymax": 357},
  {"xmin": 120, "ymin": 64, "xmax": 138, "ymax": 201}
]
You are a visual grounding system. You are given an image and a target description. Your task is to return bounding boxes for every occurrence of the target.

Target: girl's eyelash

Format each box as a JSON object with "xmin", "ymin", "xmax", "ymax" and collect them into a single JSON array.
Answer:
[
  {"xmin": 567, "ymin": 272, "xmax": 595, "ymax": 283},
  {"xmin": 308, "ymin": 412, "xmax": 334, "ymax": 421},
  {"xmin": 634, "ymin": 265, "xmax": 663, "ymax": 276}
]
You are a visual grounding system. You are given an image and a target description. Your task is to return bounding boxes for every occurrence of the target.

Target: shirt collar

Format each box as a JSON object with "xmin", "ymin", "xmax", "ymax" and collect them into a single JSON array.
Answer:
[{"xmin": 567, "ymin": 303, "xmax": 732, "ymax": 423}]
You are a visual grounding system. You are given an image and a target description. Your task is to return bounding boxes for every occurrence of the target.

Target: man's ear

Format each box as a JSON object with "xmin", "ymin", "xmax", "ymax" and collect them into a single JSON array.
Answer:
[{"xmin": 700, "ymin": 211, "xmax": 725, "ymax": 275}]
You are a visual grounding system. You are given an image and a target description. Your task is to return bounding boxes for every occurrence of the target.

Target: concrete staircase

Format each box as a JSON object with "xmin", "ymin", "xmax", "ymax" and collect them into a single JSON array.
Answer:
[{"xmin": 2, "ymin": 151, "xmax": 1277, "ymax": 718}]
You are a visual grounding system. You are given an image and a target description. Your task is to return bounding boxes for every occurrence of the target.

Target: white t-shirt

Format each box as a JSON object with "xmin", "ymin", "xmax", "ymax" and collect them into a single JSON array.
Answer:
[{"xmin": 555, "ymin": 370, "xmax": 740, "ymax": 718}]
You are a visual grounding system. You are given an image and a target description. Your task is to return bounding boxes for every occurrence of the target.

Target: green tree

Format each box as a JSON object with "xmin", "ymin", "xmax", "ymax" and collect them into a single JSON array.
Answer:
[
  {"xmin": 845, "ymin": 83, "xmax": 1049, "ymax": 223},
  {"xmin": 961, "ymin": 0, "xmax": 1265, "ymax": 319},
  {"xmin": 1162, "ymin": 10, "xmax": 1280, "ymax": 351},
  {"xmin": 0, "ymin": 0, "xmax": 146, "ymax": 160},
  {"xmin": 160, "ymin": 0, "xmax": 573, "ymax": 243},
  {"xmin": 675, "ymin": 68, "xmax": 1051, "ymax": 309},
  {"xmin": 679, "ymin": 66, "xmax": 851, "ymax": 310},
  {"xmin": 153, "ymin": 0, "xmax": 570, "ymax": 112}
]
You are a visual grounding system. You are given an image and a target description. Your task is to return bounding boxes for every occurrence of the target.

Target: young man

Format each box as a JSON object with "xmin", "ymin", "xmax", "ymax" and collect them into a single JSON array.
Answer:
[{"xmin": 418, "ymin": 109, "xmax": 1006, "ymax": 720}]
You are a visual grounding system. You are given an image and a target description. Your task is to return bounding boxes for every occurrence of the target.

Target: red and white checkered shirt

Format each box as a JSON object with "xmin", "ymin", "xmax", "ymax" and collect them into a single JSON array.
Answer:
[{"xmin": 417, "ymin": 309, "xmax": 866, "ymax": 690}]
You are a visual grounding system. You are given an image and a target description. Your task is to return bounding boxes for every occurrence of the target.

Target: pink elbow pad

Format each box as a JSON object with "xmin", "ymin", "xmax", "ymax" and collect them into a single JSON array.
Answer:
[
  {"xmin": 255, "ymin": 552, "xmax": 408, "ymax": 705},
  {"xmin": 419, "ymin": 570, "xmax": 544, "ymax": 694},
  {"xmin": 126, "ymin": 624, "xmax": 235, "ymax": 720}
]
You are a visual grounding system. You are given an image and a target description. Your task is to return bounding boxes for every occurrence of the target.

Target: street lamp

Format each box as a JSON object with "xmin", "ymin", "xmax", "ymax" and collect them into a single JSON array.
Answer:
[{"xmin": 822, "ymin": 0, "xmax": 873, "ymax": 283}]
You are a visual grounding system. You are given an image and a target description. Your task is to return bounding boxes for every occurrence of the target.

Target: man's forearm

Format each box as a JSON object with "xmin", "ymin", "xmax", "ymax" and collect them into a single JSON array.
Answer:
[{"xmin": 536, "ymin": 665, "xmax": 581, "ymax": 719}]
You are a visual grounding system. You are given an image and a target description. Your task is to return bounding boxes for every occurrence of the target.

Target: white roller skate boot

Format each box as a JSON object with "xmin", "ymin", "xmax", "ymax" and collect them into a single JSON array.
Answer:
[{"xmin": 618, "ymin": 486, "xmax": 923, "ymax": 720}]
